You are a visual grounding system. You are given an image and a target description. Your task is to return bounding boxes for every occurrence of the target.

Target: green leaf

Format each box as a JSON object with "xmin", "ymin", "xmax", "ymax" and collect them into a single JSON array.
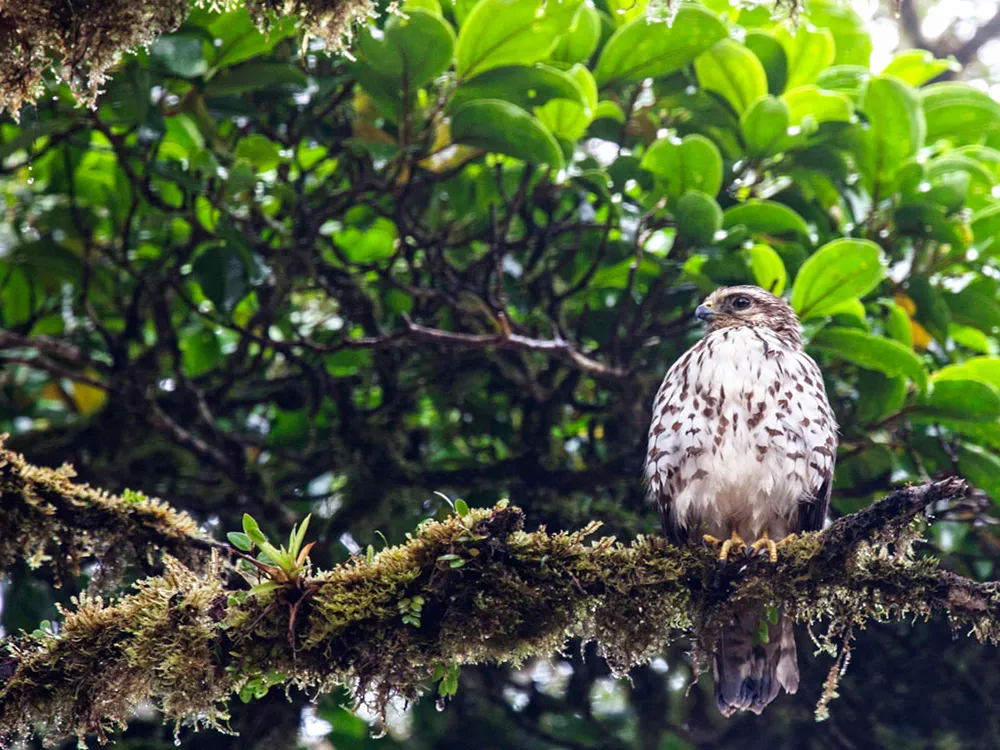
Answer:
[
  {"xmin": 943, "ymin": 283, "xmax": 1000, "ymax": 333},
  {"xmin": 243, "ymin": 513, "xmax": 268, "ymax": 546},
  {"xmin": 815, "ymin": 65, "xmax": 870, "ymax": 104},
  {"xmin": 2, "ymin": 266, "xmax": 31, "ymax": 326},
  {"xmin": 227, "ymin": 531, "xmax": 253, "ymax": 552},
  {"xmin": 357, "ymin": 10, "xmax": 456, "ymax": 87},
  {"xmin": 744, "ymin": 30, "xmax": 787, "ymax": 95},
  {"xmin": 695, "ymin": 39, "xmax": 768, "ymax": 115},
  {"xmin": 550, "ymin": 2, "xmax": 601, "ymax": 64},
  {"xmin": 882, "ymin": 300, "xmax": 913, "ymax": 348},
  {"xmin": 741, "ymin": 96, "xmax": 790, "ymax": 157},
  {"xmin": 594, "ymin": 5, "xmax": 726, "ymax": 87},
  {"xmin": 971, "ymin": 202, "xmax": 1000, "ymax": 257},
  {"xmin": 722, "ymin": 200, "xmax": 810, "ymax": 241},
  {"xmin": 807, "ymin": 0, "xmax": 871, "ymax": 67},
  {"xmin": 534, "ymin": 65, "xmax": 597, "ymax": 139},
  {"xmin": 206, "ymin": 62, "xmax": 308, "ymax": 96},
  {"xmin": 450, "ymin": 99, "xmax": 564, "ymax": 168},
  {"xmin": 926, "ymin": 154, "xmax": 995, "ymax": 212},
  {"xmin": 151, "ymin": 35, "xmax": 208, "ymax": 78},
  {"xmin": 191, "ymin": 243, "xmax": 252, "ymax": 313},
  {"xmin": 593, "ymin": 100, "xmax": 626, "ymax": 122},
  {"xmin": 858, "ymin": 75, "xmax": 925, "ymax": 194},
  {"xmin": 914, "ymin": 379, "xmax": 1000, "ymax": 424},
  {"xmin": 234, "ymin": 134, "xmax": 281, "ymax": 172},
  {"xmin": 809, "ymin": 327, "xmax": 928, "ymax": 392},
  {"xmin": 775, "ymin": 23, "xmax": 834, "ymax": 90},
  {"xmin": 673, "ymin": 190, "xmax": 723, "ymax": 246},
  {"xmin": 855, "ymin": 371, "xmax": 907, "ymax": 424},
  {"xmin": 933, "ymin": 358, "xmax": 1000, "ymax": 391},
  {"xmin": 207, "ymin": 8, "xmax": 297, "ymax": 68},
  {"xmin": 922, "ymin": 82, "xmax": 1000, "ymax": 145},
  {"xmin": 290, "ymin": 513, "xmax": 312, "ymax": 555},
  {"xmin": 881, "ymin": 49, "xmax": 960, "ymax": 87},
  {"xmin": 906, "ymin": 276, "xmax": 951, "ymax": 343},
  {"xmin": 957, "ymin": 442, "xmax": 1000, "ymax": 501},
  {"xmin": 456, "ymin": 0, "xmax": 582, "ymax": 79},
  {"xmin": 791, "ymin": 238, "xmax": 886, "ymax": 320},
  {"xmin": 641, "ymin": 134, "xmax": 723, "ymax": 199},
  {"xmin": 782, "ymin": 85, "xmax": 853, "ymax": 127},
  {"xmin": 455, "ymin": 498, "xmax": 470, "ymax": 516},
  {"xmin": 744, "ymin": 243, "xmax": 787, "ymax": 295},
  {"xmin": 249, "ymin": 580, "xmax": 282, "ymax": 598},
  {"xmin": 452, "ymin": 64, "xmax": 586, "ymax": 112},
  {"xmin": 535, "ymin": 98, "xmax": 589, "ymax": 140}
]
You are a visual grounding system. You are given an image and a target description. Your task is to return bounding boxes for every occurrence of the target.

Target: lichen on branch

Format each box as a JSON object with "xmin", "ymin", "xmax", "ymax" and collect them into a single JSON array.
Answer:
[
  {"xmin": 0, "ymin": 449, "xmax": 993, "ymax": 747},
  {"xmin": 0, "ymin": 435, "xmax": 215, "ymax": 583},
  {"xmin": 0, "ymin": 0, "xmax": 377, "ymax": 118}
]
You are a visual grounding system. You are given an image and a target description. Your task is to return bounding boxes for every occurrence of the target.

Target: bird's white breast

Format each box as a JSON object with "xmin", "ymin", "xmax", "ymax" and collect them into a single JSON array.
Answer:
[{"xmin": 645, "ymin": 326, "xmax": 836, "ymax": 540}]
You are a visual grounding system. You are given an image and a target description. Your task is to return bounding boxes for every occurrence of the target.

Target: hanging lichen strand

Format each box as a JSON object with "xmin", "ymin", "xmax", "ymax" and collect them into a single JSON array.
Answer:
[
  {"xmin": 0, "ymin": 439, "xmax": 996, "ymax": 746},
  {"xmin": 0, "ymin": 0, "xmax": 378, "ymax": 119},
  {"xmin": 0, "ymin": 436, "xmax": 213, "ymax": 583}
]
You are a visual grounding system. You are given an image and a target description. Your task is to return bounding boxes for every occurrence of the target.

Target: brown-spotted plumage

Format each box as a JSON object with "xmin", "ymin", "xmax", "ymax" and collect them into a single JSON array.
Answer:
[{"xmin": 644, "ymin": 285, "xmax": 837, "ymax": 716}]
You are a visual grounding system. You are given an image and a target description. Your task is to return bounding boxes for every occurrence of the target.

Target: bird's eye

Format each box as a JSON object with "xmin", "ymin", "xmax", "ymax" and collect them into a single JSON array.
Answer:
[{"xmin": 730, "ymin": 295, "xmax": 752, "ymax": 311}]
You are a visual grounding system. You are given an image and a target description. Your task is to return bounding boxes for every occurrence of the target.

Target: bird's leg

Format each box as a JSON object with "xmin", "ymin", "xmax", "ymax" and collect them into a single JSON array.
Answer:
[
  {"xmin": 703, "ymin": 528, "xmax": 745, "ymax": 561},
  {"xmin": 749, "ymin": 530, "xmax": 777, "ymax": 563},
  {"xmin": 750, "ymin": 531, "xmax": 797, "ymax": 563}
]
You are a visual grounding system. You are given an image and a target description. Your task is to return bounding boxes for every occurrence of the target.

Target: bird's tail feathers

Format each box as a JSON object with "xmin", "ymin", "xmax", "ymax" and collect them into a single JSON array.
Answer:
[{"xmin": 713, "ymin": 605, "xmax": 798, "ymax": 717}]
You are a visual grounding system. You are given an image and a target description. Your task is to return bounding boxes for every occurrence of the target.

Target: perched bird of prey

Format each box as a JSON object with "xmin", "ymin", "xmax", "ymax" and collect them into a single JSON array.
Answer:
[{"xmin": 644, "ymin": 285, "xmax": 837, "ymax": 716}]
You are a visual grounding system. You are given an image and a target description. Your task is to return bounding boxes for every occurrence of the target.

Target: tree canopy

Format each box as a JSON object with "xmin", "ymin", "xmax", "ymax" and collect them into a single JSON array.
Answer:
[{"xmin": 2, "ymin": 0, "xmax": 1000, "ymax": 747}]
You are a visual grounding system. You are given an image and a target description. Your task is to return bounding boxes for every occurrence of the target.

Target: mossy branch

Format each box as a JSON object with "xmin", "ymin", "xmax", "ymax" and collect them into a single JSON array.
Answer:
[
  {"xmin": 1, "ymin": 467, "xmax": 994, "ymax": 746},
  {"xmin": 0, "ymin": 436, "xmax": 218, "ymax": 584}
]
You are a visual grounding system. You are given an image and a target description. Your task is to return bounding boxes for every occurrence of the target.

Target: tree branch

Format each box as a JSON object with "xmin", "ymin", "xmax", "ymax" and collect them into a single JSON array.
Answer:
[
  {"xmin": 0, "ymin": 436, "xmax": 221, "ymax": 584},
  {"xmin": 0, "ymin": 448, "xmax": 991, "ymax": 746}
]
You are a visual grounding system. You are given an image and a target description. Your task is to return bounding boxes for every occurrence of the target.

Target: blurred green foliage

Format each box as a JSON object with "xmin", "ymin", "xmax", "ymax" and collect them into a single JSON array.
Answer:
[{"xmin": 2, "ymin": 0, "xmax": 1000, "ymax": 747}]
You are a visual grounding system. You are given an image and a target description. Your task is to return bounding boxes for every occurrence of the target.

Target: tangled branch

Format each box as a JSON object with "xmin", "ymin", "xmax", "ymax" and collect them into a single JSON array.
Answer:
[
  {"xmin": 0, "ymin": 443, "xmax": 993, "ymax": 747},
  {"xmin": 0, "ymin": 436, "xmax": 218, "ymax": 584}
]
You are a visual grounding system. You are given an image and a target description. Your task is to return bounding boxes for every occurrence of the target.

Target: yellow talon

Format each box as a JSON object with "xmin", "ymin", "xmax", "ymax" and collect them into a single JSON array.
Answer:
[
  {"xmin": 714, "ymin": 529, "xmax": 746, "ymax": 561},
  {"xmin": 750, "ymin": 531, "xmax": 798, "ymax": 563}
]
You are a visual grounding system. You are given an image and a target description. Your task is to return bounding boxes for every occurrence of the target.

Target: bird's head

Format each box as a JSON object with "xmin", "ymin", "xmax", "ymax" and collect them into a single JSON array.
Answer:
[{"xmin": 695, "ymin": 285, "xmax": 802, "ymax": 346}]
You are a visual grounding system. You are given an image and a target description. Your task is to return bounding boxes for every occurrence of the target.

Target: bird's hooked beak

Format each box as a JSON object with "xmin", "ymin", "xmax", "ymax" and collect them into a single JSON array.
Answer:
[{"xmin": 695, "ymin": 304, "xmax": 718, "ymax": 322}]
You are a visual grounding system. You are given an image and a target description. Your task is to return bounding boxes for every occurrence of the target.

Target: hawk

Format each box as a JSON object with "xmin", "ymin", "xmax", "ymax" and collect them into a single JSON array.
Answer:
[{"xmin": 644, "ymin": 285, "xmax": 837, "ymax": 716}]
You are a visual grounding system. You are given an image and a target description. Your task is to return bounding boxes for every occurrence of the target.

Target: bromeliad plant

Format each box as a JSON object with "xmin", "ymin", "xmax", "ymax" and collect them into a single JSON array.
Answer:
[{"xmin": 228, "ymin": 513, "xmax": 316, "ymax": 594}]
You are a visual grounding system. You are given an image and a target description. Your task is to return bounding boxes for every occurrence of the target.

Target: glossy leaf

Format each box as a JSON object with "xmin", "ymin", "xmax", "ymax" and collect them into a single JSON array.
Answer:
[
  {"xmin": 744, "ymin": 30, "xmax": 787, "ymax": 95},
  {"xmin": 775, "ymin": 23, "xmax": 834, "ymax": 90},
  {"xmin": 722, "ymin": 200, "xmax": 811, "ymax": 241},
  {"xmin": 858, "ymin": 75, "xmax": 925, "ymax": 193},
  {"xmin": 695, "ymin": 39, "xmax": 768, "ymax": 115},
  {"xmin": 551, "ymin": 3, "xmax": 601, "ymax": 64},
  {"xmin": 594, "ymin": 6, "xmax": 726, "ymax": 87},
  {"xmin": 357, "ymin": 10, "xmax": 456, "ymax": 87},
  {"xmin": 673, "ymin": 190, "xmax": 723, "ymax": 246},
  {"xmin": 809, "ymin": 327, "xmax": 929, "ymax": 392},
  {"xmin": 791, "ymin": 239, "xmax": 886, "ymax": 320},
  {"xmin": 881, "ymin": 49, "xmax": 960, "ymax": 87},
  {"xmin": 456, "ymin": 0, "xmax": 582, "ymax": 79},
  {"xmin": 914, "ymin": 379, "xmax": 1000, "ymax": 424},
  {"xmin": 923, "ymin": 82, "xmax": 1000, "ymax": 145},
  {"xmin": 451, "ymin": 64, "xmax": 587, "ymax": 112},
  {"xmin": 741, "ymin": 96, "xmax": 790, "ymax": 157},
  {"xmin": 744, "ymin": 243, "xmax": 787, "ymax": 295},
  {"xmin": 641, "ymin": 134, "xmax": 723, "ymax": 199},
  {"xmin": 450, "ymin": 99, "xmax": 564, "ymax": 168},
  {"xmin": 782, "ymin": 85, "xmax": 853, "ymax": 127}
]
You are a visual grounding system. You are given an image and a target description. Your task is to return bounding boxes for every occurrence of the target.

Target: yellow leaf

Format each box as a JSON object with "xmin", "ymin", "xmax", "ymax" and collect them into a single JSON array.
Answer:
[
  {"xmin": 71, "ymin": 372, "xmax": 107, "ymax": 415},
  {"xmin": 893, "ymin": 292, "xmax": 917, "ymax": 315},
  {"xmin": 911, "ymin": 320, "xmax": 932, "ymax": 351}
]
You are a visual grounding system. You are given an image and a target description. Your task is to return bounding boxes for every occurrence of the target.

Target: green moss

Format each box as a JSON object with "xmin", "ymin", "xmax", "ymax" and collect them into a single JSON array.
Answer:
[
  {"xmin": 0, "ymin": 436, "xmax": 214, "ymax": 585},
  {"xmin": 1, "ymin": 474, "xmax": 994, "ymax": 746}
]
